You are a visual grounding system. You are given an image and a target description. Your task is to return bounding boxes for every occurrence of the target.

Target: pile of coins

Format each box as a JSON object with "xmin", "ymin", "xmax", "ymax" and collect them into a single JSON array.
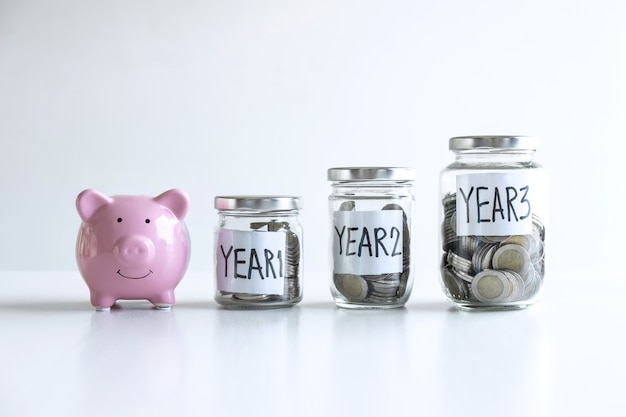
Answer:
[
  {"xmin": 333, "ymin": 202, "xmax": 411, "ymax": 305},
  {"xmin": 441, "ymin": 193, "xmax": 545, "ymax": 305},
  {"xmin": 224, "ymin": 220, "xmax": 301, "ymax": 302}
]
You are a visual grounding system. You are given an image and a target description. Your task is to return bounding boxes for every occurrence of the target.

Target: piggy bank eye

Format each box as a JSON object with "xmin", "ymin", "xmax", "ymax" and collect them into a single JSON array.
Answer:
[
  {"xmin": 117, "ymin": 218, "xmax": 123, "ymax": 223},
  {"xmin": 145, "ymin": 219, "xmax": 151, "ymax": 224}
]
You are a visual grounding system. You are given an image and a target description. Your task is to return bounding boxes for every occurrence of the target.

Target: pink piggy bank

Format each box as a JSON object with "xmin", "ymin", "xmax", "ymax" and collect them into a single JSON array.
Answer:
[{"xmin": 76, "ymin": 189, "xmax": 190, "ymax": 311}]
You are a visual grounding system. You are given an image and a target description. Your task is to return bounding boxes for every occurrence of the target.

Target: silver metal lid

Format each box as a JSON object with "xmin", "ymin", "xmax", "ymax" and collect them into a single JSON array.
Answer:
[
  {"xmin": 215, "ymin": 196, "xmax": 302, "ymax": 211},
  {"xmin": 449, "ymin": 136, "xmax": 539, "ymax": 150},
  {"xmin": 327, "ymin": 167, "xmax": 416, "ymax": 181}
]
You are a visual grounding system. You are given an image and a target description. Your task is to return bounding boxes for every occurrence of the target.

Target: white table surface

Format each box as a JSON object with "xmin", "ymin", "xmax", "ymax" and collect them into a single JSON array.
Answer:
[{"xmin": 0, "ymin": 270, "xmax": 621, "ymax": 417}]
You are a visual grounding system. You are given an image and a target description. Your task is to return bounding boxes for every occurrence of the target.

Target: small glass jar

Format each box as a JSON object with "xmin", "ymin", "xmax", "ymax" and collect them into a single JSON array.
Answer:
[
  {"xmin": 328, "ymin": 167, "xmax": 416, "ymax": 309},
  {"xmin": 439, "ymin": 136, "xmax": 548, "ymax": 310},
  {"xmin": 214, "ymin": 196, "xmax": 303, "ymax": 309}
]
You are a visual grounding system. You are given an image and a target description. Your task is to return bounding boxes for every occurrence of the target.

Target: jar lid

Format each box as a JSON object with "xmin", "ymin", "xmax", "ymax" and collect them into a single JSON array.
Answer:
[
  {"xmin": 449, "ymin": 136, "xmax": 540, "ymax": 150},
  {"xmin": 215, "ymin": 196, "xmax": 302, "ymax": 211},
  {"xmin": 327, "ymin": 167, "xmax": 416, "ymax": 181}
]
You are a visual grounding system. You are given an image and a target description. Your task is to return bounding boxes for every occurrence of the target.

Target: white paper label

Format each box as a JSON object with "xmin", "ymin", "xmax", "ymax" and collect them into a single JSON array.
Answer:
[
  {"xmin": 455, "ymin": 172, "xmax": 534, "ymax": 236},
  {"xmin": 332, "ymin": 210, "xmax": 404, "ymax": 275},
  {"xmin": 216, "ymin": 230, "xmax": 286, "ymax": 295}
]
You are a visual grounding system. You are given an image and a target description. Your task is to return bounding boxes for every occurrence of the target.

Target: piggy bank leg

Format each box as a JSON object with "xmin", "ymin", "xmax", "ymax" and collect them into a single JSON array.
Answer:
[
  {"xmin": 150, "ymin": 291, "xmax": 175, "ymax": 310},
  {"xmin": 91, "ymin": 293, "xmax": 116, "ymax": 311}
]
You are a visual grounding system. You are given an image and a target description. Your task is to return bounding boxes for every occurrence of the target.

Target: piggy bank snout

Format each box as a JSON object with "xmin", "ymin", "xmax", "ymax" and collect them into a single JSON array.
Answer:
[{"xmin": 114, "ymin": 235, "xmax": 155, "ymax": 267}]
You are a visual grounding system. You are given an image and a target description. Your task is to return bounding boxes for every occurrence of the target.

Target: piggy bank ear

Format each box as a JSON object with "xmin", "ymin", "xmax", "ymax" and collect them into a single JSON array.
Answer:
[
  {"xmin": 154, "ymin": 189, "xmax": 189, "ymax": 220},
  {"xmin": 76, "ymin": 189, "xmax": 113, "ymax": 222}
]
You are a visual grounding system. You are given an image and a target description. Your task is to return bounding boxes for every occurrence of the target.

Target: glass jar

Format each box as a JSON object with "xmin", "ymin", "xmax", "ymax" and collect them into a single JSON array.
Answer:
[
  {"xmin": 214, "ymin": 196, "xmax": 303, "ymax": 309},
  {"xmin": 439, "ymin": 136, "xmax": 548, "ymax": 310},
  {"xmin": 328, "ymin": 167, "xmax": 415, "ymax": 309}
]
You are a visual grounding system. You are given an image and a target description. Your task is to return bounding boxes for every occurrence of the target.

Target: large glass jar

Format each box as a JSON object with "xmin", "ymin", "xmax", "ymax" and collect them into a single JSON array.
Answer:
[
  {"xmin": 214, "ymin": 196, "xmax": 303, "ymax": 309},
  {"xmin": 439, "ymin": 136, "xmax": 548, "ymax": 310},
  {"xmin": 328, "ymin": 167, "xmax": 415, "ymax": 309}
]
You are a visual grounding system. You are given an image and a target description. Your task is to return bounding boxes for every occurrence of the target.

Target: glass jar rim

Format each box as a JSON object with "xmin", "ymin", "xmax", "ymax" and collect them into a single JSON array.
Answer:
[
  {"xmin": 215, "ymin": 196, "xmax": 302, "ymax": 211},
  {"xmin": 327, "ymin": 167, "xmax": 416, "ymax": 181},
  {"xmin": 449, "ymin": 136, "xmax": 539, "ymax": 151}
]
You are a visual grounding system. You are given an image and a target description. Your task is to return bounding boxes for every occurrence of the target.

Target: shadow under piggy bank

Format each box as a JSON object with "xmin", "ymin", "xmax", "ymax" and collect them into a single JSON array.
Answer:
[{"xmin": 76, "ymin": 308, "xmax": 186, "ymax": 415}]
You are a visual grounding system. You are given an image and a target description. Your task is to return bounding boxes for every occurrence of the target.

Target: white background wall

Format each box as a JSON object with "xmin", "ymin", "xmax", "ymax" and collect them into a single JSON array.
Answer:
[{"xmin": 1, "ymin": 0, "xmax": 624, "ymax": 280}]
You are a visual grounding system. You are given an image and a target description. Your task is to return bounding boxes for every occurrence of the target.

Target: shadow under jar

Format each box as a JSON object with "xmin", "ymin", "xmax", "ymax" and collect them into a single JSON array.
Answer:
[
  {"xmin": 439, "ymin": 136, "xmax": 548, "ymax": 311},
  {"xmin": 328, "ymin": 167, "xmax": 416, "ymax": 309},
  {"xmin": 214, "ymin": 196, "xmax": 303, "ymax": 309}
]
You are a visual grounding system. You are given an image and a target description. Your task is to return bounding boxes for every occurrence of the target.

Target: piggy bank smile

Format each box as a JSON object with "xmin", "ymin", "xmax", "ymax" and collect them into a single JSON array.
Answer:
[{"xmin": 116, "ymin": 269, "xmax": 153, "ymax": 280}]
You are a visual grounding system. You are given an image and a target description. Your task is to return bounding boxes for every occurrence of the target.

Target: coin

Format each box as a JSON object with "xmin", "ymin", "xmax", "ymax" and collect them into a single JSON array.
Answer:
[
  {"xmin": 501, "ymin": 270, "xmax": 525, "ymax": 302},
  {"xmin": 472, "ymin": 243, "xmax": 497, "ymax": 274},
  {"xmin": 443, "ymin": 266, "xmax": 468, "ymax": 300},
  {"xmin": 447, "ymin": 250, "xmax": 473, "ymax": 274},
  {"xmin": 503, "ymin": 235, "xmax": 534, "ymax": 252},
  {"xmin": 367, "ymin": 273, "xmax": 401, "ymax": 300},
  {"xmin": 339, "ymin": 201, "xmax": 355, "ymax": 211},
  {"xmin": 478, "ymin": 235, "xmax": 509, "ymax": 243},
  {"xmin": 492, "ymin": 244, "xmax": 531, "ymax": 276},
  {"xmin": 452, "ymin": 267, "xmax": 474, "ymax": 283},
  {"xmin": 249, "ymin": 222, "xmax": 268, "ymax": 230},
  {"xmin": 233, "ymin": 293, "xmax": 271, "ymax": 301},
  {"xmin": 456, "ymin": 235, "xmax": 479, "ymax": 258},
  {"xmin": 471, "ymin": 270, "xmax": 510, "ymax": 303},
  {"xmin": 334, "ymin": 273, "xmax": 368, "ymax": 301}
]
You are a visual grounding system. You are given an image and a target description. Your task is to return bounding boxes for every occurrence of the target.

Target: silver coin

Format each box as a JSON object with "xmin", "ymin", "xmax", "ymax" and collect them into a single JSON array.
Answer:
[
  {"xmin": 334, "ymin": 274, "xmax": 368, "ymax": 302},
  {"xmin": 503, "ymin": 235, "xmax": 534, "ymax": 252},
  {"xmin": 492, "ymin": 244, "xmax": 531, "ymax": 276},
  {"xmin": 530, "ymin": 238, "xmax": 545, "ymax": 264},
  {"xmin": 521, "ymin": 267, "xmax": 538, "ymax": 298},
  {"xmin": 501, "ymin": 270, "xmax": 525, "ymax": 302},
  {"xmin": 233, "ymin": 293, "xmax": 272, "ymax": 301},
  {"xmin": 369, "ymin": 279, "xmax": 399, "ymax": 289},
  {"xmin": 442, "ymin": 193, "xmax": 456, "ymax": 207},
  {"xmin": 339, "ymin": 201, "xmax": 356, "ymax": 211},
  {"xmin": 453, "ymin": 235, "xmax": 479, "ymax": 259},
  {"xmin": 478, "ymin": 235, "xmax": 509, "ymax": 243},
  {"xmin": 449, "ymin": 212, "xmax": 457, "ymax": 234},
  {"xmin": 397, "ymin": 269, "xmax": 410, "ymax": 298},
  {"xmin": 365, "ymin": 294, "xmax": 398, "ymax": 303},
  {"xmin": 362, "ymin": 274, "xmax": 386, "ymax": 281},
  {"xmin": 471, "ymin": 270, "xmax": 511, "ymax": 303},
  {"xmin": 369, "ymin": 281, "xmax": 399, "ymax": 296},
  {"xmin": 443, "ymin": 266, "xmax": 469, "ymax": 300},
  {"xmin": 472, "ymin": 243, "xmax": 498, "ymax": 273},
  {"xmin": 447, "ymin": 250, "xmax": 473, "ymax": 274},
  {"xmin": 452, "ymin": 267, "xmax": 474, "ymax": 283}
]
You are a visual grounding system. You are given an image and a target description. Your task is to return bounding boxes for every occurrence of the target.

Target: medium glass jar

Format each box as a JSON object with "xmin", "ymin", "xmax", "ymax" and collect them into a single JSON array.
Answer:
[
  {"xmin": 214, "ymin": 196, "xmax": 303, "ymax": 309},
  {"xmin": 328, "ymin": 167, "xmax": 415, "ymax": 309},
  {"xmin": 439, "ymin": 136, "xmax": 548, "ymax": 310}
]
